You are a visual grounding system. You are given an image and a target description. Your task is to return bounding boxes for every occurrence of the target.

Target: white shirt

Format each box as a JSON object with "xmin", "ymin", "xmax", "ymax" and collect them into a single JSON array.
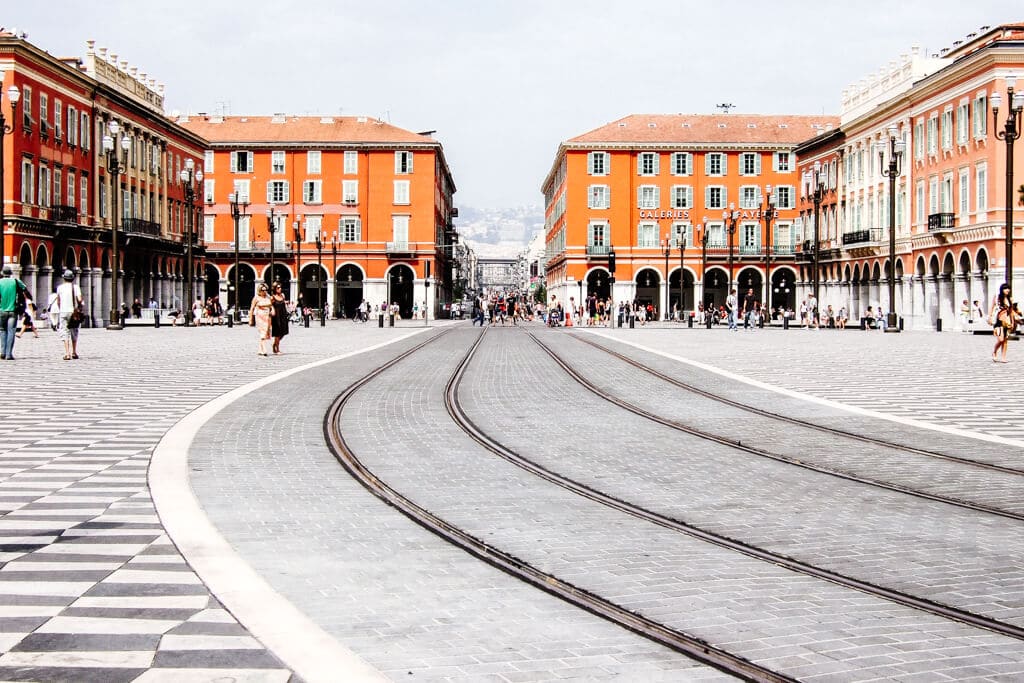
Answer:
[{"xmin": 54, "ymin": 283, "xmax": 81, "ymax": 314}]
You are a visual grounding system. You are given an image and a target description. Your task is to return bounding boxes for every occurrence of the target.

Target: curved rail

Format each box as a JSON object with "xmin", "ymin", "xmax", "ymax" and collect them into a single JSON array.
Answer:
[{"xmin": 325, "ymin": 328, "xmax": 795, "ymax": 683}]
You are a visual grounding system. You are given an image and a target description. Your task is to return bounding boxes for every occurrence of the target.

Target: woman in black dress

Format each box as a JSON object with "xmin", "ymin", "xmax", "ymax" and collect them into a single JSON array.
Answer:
[
  {"xmin": 990, "ymin": 282, "xmax": 1014, "ymax": 363},
  {"xmin": 270, "ymin": 282, "xmax": 290, "ymax": 354}
]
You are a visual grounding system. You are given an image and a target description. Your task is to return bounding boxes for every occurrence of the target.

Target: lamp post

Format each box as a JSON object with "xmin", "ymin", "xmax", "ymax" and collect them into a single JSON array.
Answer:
[
  {"xmin": 662, "ymin": 236, "xmax": 671, "ymax": 320},
  {"xmin": 804, "ymin": 161, "xmax": 824, "ymax": 311},
  {"xmin": 293, "ymin": 214, "xmax": 303, "ymax": 305},
  {"xmin": 577, "ymin": 278, "xmax": 583, "ymax": 320},
  {"xmin": 424, "ymin": 259, "xmax": 431, "ymax": 327},
  {"xmin": 331, "ymin": 234, "xmax": 338, "ymax": 319},
  {"xmin": 723, "ymin": 203, "xmax": 738, "ymax": 290},
  {"xmin": 993, "ymin": 74, "xmax": 1024, "ymax": 294},
  {"xmin": 316, "ymin": 230, "xmax": 324, "ymax": 325},
  {"xmin": 608, "ymin": 245, "xmax": 616, "ymax": 325},
  {"xmin": 876, "ymin": 125, "xmax": 905, "ymax": 332},
  {"xmin": 102, "ymin": 120, "xmax": 131, "ymax": 330},
  {"xmin": 0, "ymin": 73, "xmax": 21, "ymax": 266},
  {"xmin": 677, "ymin": 228, "xmax": 687, "ymax": 316},
  {"xmin": 266, "ymin": 204, "xmax": 278, "ymax": 287},
  {"xmin": 180, "ymin": 158, "xmax": 203, "ymax": 326},
  {"xmin": 229, "ymin": 192, "xmax": 249, "ymax": 322},
  {"xmin": 761, "ymin": 185, "xmax": 775, "ymax": 314}
]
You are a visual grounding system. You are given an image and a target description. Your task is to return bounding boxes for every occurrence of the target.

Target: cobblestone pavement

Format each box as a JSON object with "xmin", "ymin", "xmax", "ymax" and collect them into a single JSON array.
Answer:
[
  {"xmin": 0, "ymin": 321, "xmax": 433, "ymax": 682},
  {"xmin": 6, "ymin": 320, "xmax": 1024, "ymax": 681}
]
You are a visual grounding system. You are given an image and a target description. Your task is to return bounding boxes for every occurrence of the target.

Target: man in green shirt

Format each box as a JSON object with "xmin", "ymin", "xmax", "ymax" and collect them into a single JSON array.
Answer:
[{"xmin": 0, "ymin": 265, "xmax": 32, "ymax": 360}]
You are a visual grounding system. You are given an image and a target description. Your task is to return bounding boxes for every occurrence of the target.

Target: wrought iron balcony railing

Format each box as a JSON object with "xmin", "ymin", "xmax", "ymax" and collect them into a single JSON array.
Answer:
[
  {"xmin": 50, "ymin": 205, "xmax": 79, "ymax": 224},
  {"xmin": 122, "ymin": 218, "xmax": 162, "ymax": 236},
  {"xmin": 928, "ymin": 212, "xmax": 955, "ymax": 232}
]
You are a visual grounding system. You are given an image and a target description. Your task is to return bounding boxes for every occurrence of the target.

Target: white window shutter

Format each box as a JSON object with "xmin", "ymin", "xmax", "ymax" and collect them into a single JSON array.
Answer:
[
  {"xmin": 587, "ymin": 153, "xmax": 595, "ymax": 175},
  {"xmin": 266, "ymin": 182, "xmax": 273, "ymax": 203},
  {"xmin": 637, "ymin": 186, "xmax": 643, "ymax": 208},
  {"xmin": 283, "ymin": 181, "xmax": 290, "ymax": 203},
  {"xmin": 653, "ymin": 154, "xmax": 660, "ymax": 175},
  {"xmin": 705, "ymin": 187, "xmax": 712, "ymax": 208},
  {"xmin": 653, "ymin": 187, "xmax": 660, "ymax": 208},
  {"xmin": 230, "ymin": 153, "xmax": 238, "ymax": 173},
  {"xmin": 754, "ymin": 154, "xmax": 762, "ymax": 175}
]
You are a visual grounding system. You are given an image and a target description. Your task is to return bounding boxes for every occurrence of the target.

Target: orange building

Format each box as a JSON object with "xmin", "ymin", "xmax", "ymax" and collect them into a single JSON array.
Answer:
[
  {"xmin": 1, "ymin": 35, "xmax": 206, "ymax": 326},
  {"xmin": 796, "ymin": 23, "xmax": 1024, "ymax": 330},
  {"xmin": 542, "ymin": 114, "xmax": 839, "ymax": 317},
  {"xmin": 178, "ymin": 114, "xmax": 457, "ymax": 318}
]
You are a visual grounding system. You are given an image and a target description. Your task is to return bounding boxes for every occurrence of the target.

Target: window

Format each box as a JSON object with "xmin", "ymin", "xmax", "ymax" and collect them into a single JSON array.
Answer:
[
  {"xmin": 37, "ymin": 165, "xmax": 50, "ymax": 207},
  {"xmin": 941, "ymin": 173, "xmax": 953, "ymax": 212},
  {"xmin": 342, "ymin": 179, "xmax": 358, "ymax": 203},
  {"xmin": 267, "ymin": 180, "xmax": 289, "ymax": 203},
  {"xmin": 671, "ymin": 221, "xmax": 692, "ymax": 247},
  {"xmin": 21, "ymin": 86, "xmax": 32, "ymax": 130},
  {"xmin": 774, "ymin": 151, "xmax": 791, "ymax": 172},
  {"xmin": 344, "ymin": 150, "xmax": 358, "ymax": 174},
  {"xmin": 340, "ymin": 216, "xmax": 362, "ymax": 242},
  {"xmin": 637, "ymin": 185, "xmax": 659, "ymax": 209},
  {"xmin": 40, "ymin": 93, "xmax": 49, "ymax": 135},
  {"xmin": 638, "ymin": 152, "xmax": 659, "ymax": 176},
  {"xmin": 233, "ymin": 179, "xmax": 250, "ymax": 203},
  {"xmin": 739, "ymin": 185, "xmax": 760, "ymax": 209},
  {"xmin": 973, "ymin": 94, "xmax": 988, "ymax": 139},
  {"xmin": 302, "ymin": 180, "xmax": 323, "ymax": 204},
  {"xmin": 926, "ymin": 116, "xmax": 938, "ymax": 155},
  {"xmin": 393, "ymin": 180, "xmax": 410, "ymax": 205},
  {"xmin": 392, "ymin": 214, "xmax": 410, "ymax": 243},
  {"xmin": 588, "ymin": 151, "xmax": 609, "ymax": 175},
  {"xmin": 637, "ymin": 222, "xmax": 658, "ymax": 247},
  {"xmin": 588, "ymin": 184, "xmax": 610, "ymax": 209},
  {"xmin": 705, "ymin": 186, "xmax": 726, "ymax": 209},
  {"xmin": 67, "ymin": 171, "xmax": 75, "ymax": 208},
  {"xmin": 915, "ymin": 180, "xmax": 925, "ymax": 223},
  {"xmin": 307, "ymin": 151, "xmax": 322, "ymax": 174},
  {"xmin": 395, "ymin": 151, "xmax": 414, "ymax": 174},
  {"xmin": 54, "ymin": 101, "xmax": 63, "ymax": 139},
  {"xmin": 671, "ymin": 185, "xmax": 692, "ymax": 209},
  {"xmin": 67, "ymin": 107, "xmax": 77, "ymax": 145},
  {"xmin": 305, "ymin": 215, "xmax": 322, "ymax": 242},
  {"xmin": 705, "ymin": 153, "xmax": 725, "ymax": 176},
  {"xmin": 914, "ymin": 121, "xmax": 924, "ymax": 160},
  {"xmin": 670, "ymin": 152, "xmax": 691, "ymax": 176},
  {"xmin": 941, "ymin": 110, "xmax": 953, "ymax": 150},
  {"xmin": 976, "ymin": 163, "xmax": 987, "ymax": 211},
  {"xmin": 587, "ymin": 221, "xmax": 608, "ymax": 247},
  {"xmin": 80, "ymin": 175, "xmax": 88, "ymax": 214},
  {"xmin": 741, "ymin": 223, "xmax": 759, "ymax": 250},
  {"xmin": 204, "ymin": 215, "xmax": 215, "ymax": 242},
  {"xmin": 204, "ymin": 179, "xmax": 215, "ymax": 204},
  {"xmin": 774, "ymin": 186, "xmax": 794, "ymax": 209},
  {"xmin": 269, "ymin": 151, "xmax": 285, "ymax": 174},
  {"xmin": 53, "ymin": 168, "xmax": 62, "ymax": 205},
  {"xmin": 959, "ymin": 168, "xmax": 969, "ymax": 216},
  {"xmin": 204, "ymin": 150, "xmax": 214, "ymax": 173},
  {"xmin": 928, "ymin": 176, "xmax": 938, "ymax": 213},
  {"xmin": 238, "ymin": 216, "xmax": 251, "ymax": 248},
  {"xmin": 80, "ymin": 113, "xmax": 90, "ymax": 150},
  {"xmin": 740, "ymin": 152, "xmax": 760, "ymax": 176},
  {"xmin": 957, "ymin": 102, "xmax": 969, "ymax": 145},
  {"xmin": 231, "ymin": 151, "xmax": 253, "ymax": 173}
]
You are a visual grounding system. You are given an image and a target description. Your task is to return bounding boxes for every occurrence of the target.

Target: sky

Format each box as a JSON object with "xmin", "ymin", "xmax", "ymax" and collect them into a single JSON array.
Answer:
[{"xmin": 4, "ymin": 1, "xmax": 1023, "ymax": 210}]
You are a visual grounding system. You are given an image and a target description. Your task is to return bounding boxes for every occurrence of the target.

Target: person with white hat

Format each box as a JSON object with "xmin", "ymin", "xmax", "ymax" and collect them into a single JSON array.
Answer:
[{"xmin": 53, "ymin": 269, "xmax": 84, "ymax": 360}]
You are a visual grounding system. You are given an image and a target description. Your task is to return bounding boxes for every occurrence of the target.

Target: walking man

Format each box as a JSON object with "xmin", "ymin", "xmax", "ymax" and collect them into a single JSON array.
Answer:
[
  {"xmin": 0, "ymin": 266, "xmax": 32, "ymax": 360},
  {"xmin": 726, "ymin": 288, "xmax": 738, "ymax": 331}
]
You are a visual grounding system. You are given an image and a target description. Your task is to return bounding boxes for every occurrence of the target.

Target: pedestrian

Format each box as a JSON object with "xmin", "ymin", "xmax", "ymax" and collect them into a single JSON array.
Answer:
[
  {"xmin": 807, "ymin": 294, "xmax": 819, "ymax": 329},
  {"xmin": 990, "ymin": 282, "xmax": 1014, "ymax": 363},
  {"xmin": 249, "ymin": 283, "xmax": 274, "ymax": 356},
  {"xmin": 132, "ymin": 298, "xmax": 143, "ymax": 318},
  {"xmin": 53, "ymin": 269, "xmax": 83, "ymax": 361},
  {"xmin": 726, "ymin": 288, "xmax": 738, "ymax": 331},
  {"xmin": 741, "ymin": 288, "xmax": 756, "ymax": 329},
  {"xmin": 270, "ymin": 282, "xmax": 289, "ymax": 354},
  {"xmin": 16, "ymin": 301, "xmax": 40, "ymax": 339},
  {"xmin": 0, "ymin": 265, "xmax": 32, "ymax": 360},
  {"xmin": 960, "ymin": 299, "xmax": 972, "ymax": 332},
  {"xmin": 837, "ymin": 306, "xmax": 847, "ymax": 330}
]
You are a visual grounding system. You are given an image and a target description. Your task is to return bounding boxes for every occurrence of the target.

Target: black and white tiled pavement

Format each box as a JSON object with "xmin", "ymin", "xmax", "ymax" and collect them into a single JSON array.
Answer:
[{"xmin": 0, "ymin": 324, "xmax": 428, "ymax": 682}]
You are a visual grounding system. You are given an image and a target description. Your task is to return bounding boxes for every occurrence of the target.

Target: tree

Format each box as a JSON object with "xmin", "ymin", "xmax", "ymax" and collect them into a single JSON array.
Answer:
[{"xmin": 533, "ymin": 283, "xmax": 546, "ymax": 304}]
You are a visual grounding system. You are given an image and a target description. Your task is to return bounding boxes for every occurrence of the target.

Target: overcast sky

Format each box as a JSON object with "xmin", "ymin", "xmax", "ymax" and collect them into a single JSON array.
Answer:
[{"xmin": 5, "ymin": 1, "xmax": 1022, "ymax": 209}]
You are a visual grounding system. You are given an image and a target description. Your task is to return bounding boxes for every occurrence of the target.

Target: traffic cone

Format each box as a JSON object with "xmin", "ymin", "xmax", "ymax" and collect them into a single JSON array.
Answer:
[{"xmin": 566, "ymin": 311, "xmax": 574, "ymax": 327}]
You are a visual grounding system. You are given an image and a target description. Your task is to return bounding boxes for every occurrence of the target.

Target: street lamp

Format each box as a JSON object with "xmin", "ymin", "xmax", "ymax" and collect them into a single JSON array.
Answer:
[
  {"xmin": 722, "ymin": 203, "xmax": 738, "ymax": 290},
  {"xmin": 804, "ymin": 161, "xmax": 824, "ymax": 312},
  {"xmin": 180, "ymin": 158, "xmax": 203, "ymax": 326},
  {"xmin": 266, "ymin": 204, "xmax": 278, "ymax": 287},
  {"xmin": 331, "ymin": 233, "xmax": 338, "ymax": 319},
  {"xmin": 102, "ymin": 120, "xmax": 131, "ymax": 330},
  {"xmin": 677, "ymin": 227, "xmax": 687, "ymax": 317},
  {"xmin": 662, "ymin": 236, "xmax": 671, "ymax": 320},
  {"xmin": 229, "ymin": 192, "xmax": 249, "ymax": 322},
  {"xmin": 0, "ymin": 72, "xmax": 21, "ymax": 266},
  {"xmin": 876, "ymin": 124, "xmax": 905, "ymax": 332},
  {"xmin": 761, "ymin": 185, "xmax": 775, "ymax": 315},
  {"xmin": 992, "ymin": 74, "xmax": 1024, "ymax": 294},
  {"xmin": 293, "ymin": 214, "xmax": 303, "ymax": 304},
  {"xmin": 315, "ymin": 230, "xmax": 324, "ymax": 325}
]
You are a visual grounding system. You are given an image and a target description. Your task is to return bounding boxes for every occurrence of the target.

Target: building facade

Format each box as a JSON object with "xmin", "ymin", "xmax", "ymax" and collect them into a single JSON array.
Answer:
[
  {"xmin": 1, "ymin": 34, "xmax": 206, "ymax": 325},
  {"xmin": 795, "ymin": 23, "xmax": 1024, "ymax": 330},
  {"xmin": 542, "ymin": 114, "xmax": 838, "ymax": 317},
  {"xmin": 178, "ymin": 115, "xmax": 458, "ymax": 318}
]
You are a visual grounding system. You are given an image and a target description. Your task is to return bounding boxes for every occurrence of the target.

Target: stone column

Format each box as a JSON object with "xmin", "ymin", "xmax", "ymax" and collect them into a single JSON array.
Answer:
[
  {"xmin": 21, "ymin": 265, "xmax": 38, "ymax": 309},
  {"xmin": 326, "ymin": 278, "xmax": 336, "ymax": 319},
  {"xmin": 90, "ymin": 267, "xmax": 103, "ymax": 327}
]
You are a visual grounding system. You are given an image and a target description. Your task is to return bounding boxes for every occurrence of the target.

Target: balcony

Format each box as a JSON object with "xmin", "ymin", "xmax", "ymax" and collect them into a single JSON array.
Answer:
[
  {"xmin": 386, "ymin": 241, "xmax": 413, "ymax": 256},
  {"xmin": 772, "ymin": 244, "xmax": 795, "ymax": 255},
  {"xmin": 842, "ymin": 229, "xmax": 883, "ymax": 246},
  {"xmin": 586, "ymin": 244, "xmax": 610, "ymax": 258},
  {"xmin": 928, "ymin": 212, "xmax": 955, "ymax": 232},
  {"xmin": 50, "ymin": 205, "xmax": 79, "ymax": 224},
  {"xmin": 122, "ymin": 218, "xmax": 162, "ymax": 237}
]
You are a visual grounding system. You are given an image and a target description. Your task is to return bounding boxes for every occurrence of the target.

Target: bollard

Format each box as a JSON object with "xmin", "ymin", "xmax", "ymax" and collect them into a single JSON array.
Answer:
[
  {"xmin": 783, "ymin": 316, "xmax": 789, "ymax": 330},
  {"xmin": 899, "ymin": 317, "xmax": 904, "ymax": 331},
  {"xmin": 304, "ymin": 315, "xmax": 310, "ymax": 328},
  {"xmin": 154, "ymin": 311, "xmax": 160, "ymax": 328},
  {"xmin": 706, "ymin": 314, "xmax": 712, "ymax": 329},
  {"xmin": 629, "ymin": 314, "xmax": 635, "ymax": 329},
  {"xmin": 378, "ymin": 314, "xmax": 384, "ymax": 328},
  {"xmin": 688, "ymin": 315, "xmax": 693, "ymax": 328},
  {"xmin": 618, "ymin": 313, "xmax": 623, "ymax": 328},
  {"xmin": 389, "ymin": 313, "xmax": 395, "ymax": 327},
  {"xmin": 226, "ymin": 314, "xmax": 233, "ymax": 328},
  {"xmin": 935, "ymin": 318, "xmax": 942, "ymax": 332},
  {"xmin": 759, "ymin": 314, "xmax": 764, "ymax": 329},
  {"xmin": 860, "ymin": 317, "xmax": 867, "ymax": 330}
]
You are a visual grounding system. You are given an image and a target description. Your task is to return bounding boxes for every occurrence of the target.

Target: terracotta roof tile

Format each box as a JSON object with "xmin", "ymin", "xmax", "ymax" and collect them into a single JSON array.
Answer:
[
  {"xmin": 177, "ymin": 115, "xmax": 438, "ymax": 146},
  {"xmin": 567, "ymin": 114, "xmax": 840, "ymax": 146}
]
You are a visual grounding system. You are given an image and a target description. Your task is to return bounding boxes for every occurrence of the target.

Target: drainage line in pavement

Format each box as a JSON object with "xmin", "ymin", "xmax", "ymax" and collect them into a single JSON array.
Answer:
[
  {"xmin": 509, "ymin": 330, "xmax": 1024, "ymax": 642},
  {"xmin": 325, "ymin": 327, "xmax": 795, "ymax": 683}
]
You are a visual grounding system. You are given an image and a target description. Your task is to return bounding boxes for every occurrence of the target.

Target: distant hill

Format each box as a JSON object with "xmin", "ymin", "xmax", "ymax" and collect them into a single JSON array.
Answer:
[{"xmin": 455, "ymin": 206, "xmax": 543, "ymax": 257}]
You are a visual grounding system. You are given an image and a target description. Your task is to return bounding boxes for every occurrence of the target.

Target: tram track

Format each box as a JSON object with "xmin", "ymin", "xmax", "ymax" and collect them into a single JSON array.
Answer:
[
  {"xmin": 325, "ymin": 327, "xmax": 796, "ymax": 682},
  {"xmin": 525, "ymin": 330, "xmax": 1024, "ymax": 523}
]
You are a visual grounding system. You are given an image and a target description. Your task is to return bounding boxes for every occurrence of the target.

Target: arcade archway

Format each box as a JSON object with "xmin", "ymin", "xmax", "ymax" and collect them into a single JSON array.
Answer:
[
  {"xmin": 387, "ymin": 264, "xmax": 416, "ymax": 318},
  {"xmin": 336, "ymin": 264, "xmax": 364, "ymax": 318}
]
